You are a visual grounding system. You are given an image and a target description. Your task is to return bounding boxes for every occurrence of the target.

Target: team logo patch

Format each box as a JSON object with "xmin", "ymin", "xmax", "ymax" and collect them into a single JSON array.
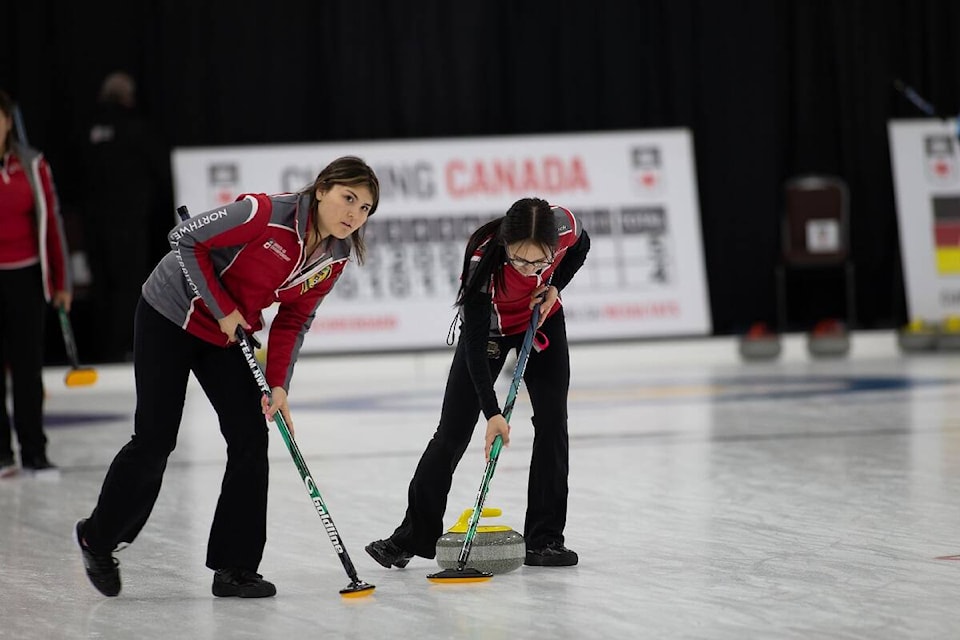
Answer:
[{"xmin": 301, "ymin": 266, "xmax": 333, "ymax": 294}]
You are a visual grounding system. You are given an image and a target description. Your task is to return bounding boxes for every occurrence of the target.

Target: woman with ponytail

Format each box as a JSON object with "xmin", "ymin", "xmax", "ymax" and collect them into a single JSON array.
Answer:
[{"xmin": 368, "ymin": 197, "xmax": 591, "ymax": 568}]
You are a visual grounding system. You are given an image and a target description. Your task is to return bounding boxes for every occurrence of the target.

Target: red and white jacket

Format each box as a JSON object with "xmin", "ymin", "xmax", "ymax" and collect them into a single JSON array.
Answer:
[
  {"xmin": 142, "ymin": 192, "xmax": 349, "ymax": 390},
  {"xmin": 0, "ymin": 143, "xmax": 71, "ymax": 299}
]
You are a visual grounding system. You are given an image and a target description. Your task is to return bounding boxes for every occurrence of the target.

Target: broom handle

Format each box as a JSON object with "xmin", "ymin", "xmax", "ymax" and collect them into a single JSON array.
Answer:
[
  {"xmin": 57, "ymin": 307, "xmax": 82, "ymax": 369},
  {"xmin": 235, "ymin": 327, "xmax": 365, "ymax": 584},
  {"xmin": 457, "ymin": 298, "xmax": 544, "ymax": 569}
]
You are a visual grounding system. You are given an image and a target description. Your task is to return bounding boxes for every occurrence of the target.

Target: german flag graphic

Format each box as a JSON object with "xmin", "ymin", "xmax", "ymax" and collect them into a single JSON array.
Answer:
[{"xmin": 933, "ymin": 196, "xmax": 960, "ymax": 274}]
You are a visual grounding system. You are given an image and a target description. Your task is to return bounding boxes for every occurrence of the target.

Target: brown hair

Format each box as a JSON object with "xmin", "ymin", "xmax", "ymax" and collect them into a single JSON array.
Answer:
[
  {"xmin": 0, "ymin": 90, "xmax": 16, "ymax": 154},
  {"xmin": 299, "ymin": 156, "xmax": 380, "ymax": 264}
]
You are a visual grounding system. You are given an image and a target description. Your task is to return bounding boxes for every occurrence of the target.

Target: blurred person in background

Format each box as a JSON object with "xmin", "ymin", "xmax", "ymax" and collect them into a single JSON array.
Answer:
[
  {"xmin": 0, "ymin": 89, "xmax": 72, "ymax": 476},
  {"xmin": 81, "ymin": 71, "xmax": 173, "ymax": 361}
]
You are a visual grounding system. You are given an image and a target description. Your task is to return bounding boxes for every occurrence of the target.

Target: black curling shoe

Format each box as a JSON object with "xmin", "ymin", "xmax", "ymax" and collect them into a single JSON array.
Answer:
[
  {"xmin": 524, "ymin": 542, "xmax": 579, "ymax": 567},
  {"xmin": 76, "ymin": 519, "xmax": 121, "ymax": 596},
  {"xmin": 212, "ymin": 568, "xmax": 277, "ymax": 598},
  {"xmin": 365, "ymin": 538, "xmax": 413, "ymax": 569}
]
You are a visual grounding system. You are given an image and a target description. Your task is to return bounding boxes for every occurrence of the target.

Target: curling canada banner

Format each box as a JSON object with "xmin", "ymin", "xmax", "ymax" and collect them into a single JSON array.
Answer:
[
  {"xmin": 889, "ymin": 119, "xmax": 960, "ymax": 322},
  {"xmin": 172, "ymin": 130, "xmax": 711, "ymax": 353}
]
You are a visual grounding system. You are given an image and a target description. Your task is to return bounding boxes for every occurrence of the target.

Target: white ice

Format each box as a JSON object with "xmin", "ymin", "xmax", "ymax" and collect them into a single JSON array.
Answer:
[{"xmin": 2, "ymin": 332, "xmax": 960, "ymax": 639}]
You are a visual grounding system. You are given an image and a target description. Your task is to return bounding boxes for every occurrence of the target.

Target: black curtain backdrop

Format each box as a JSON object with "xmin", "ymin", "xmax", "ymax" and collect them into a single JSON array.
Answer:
[{"xmin": 4, "ymin": 0, "xmax": 960, "ymax": 340}]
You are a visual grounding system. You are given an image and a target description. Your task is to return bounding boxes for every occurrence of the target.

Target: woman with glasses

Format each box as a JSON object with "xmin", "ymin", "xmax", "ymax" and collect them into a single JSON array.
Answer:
[{"xmin": 367, "ymin": 197, "xmax": 590, "ymax": 569}]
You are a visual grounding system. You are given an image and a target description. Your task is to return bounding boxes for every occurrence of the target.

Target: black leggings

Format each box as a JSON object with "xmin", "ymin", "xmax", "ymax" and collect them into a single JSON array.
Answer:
[
  {"xmin": 0, "ymin": 265, "xmax": 47, "ymax": 462},
  {"xmin": 391, "ymin": 309, "xmax": 571, "ymax": 556},
  {"xmin": 83, "ymin": 298, "xmax": 269, "ymax": 571}
]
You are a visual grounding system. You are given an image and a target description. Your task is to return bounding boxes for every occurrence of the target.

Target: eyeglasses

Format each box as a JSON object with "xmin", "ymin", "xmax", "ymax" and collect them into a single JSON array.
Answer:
[{"xmin": 506, "ymin": 253, "xmax": 554, "ymax": 270}]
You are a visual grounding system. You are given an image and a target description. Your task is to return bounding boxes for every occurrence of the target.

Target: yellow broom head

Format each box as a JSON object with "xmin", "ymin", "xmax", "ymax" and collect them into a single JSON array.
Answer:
[
  {"xmin": 339, "ymin": 583, "xmax": 376, "ymax": 598},
  {"xmin": 65, "ymin": 368, "xmax": 98, "ymax": 387}
]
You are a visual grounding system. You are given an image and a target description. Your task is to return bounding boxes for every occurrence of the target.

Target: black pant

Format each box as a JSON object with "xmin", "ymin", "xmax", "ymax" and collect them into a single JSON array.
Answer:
[
  {"xmin": 83, "ymin": 298, "xmax": 270, "ymax": 571},
  {"xmin": 391, "ymin": 309, "xmax": 571, "ymax": 556},
  {"xmin": 0, "ymin": 264, "xmax": 47, "ymax": 462},
  {"xmin": 86, "ymin": 221, "xmax": 150, "ymax": 361}
]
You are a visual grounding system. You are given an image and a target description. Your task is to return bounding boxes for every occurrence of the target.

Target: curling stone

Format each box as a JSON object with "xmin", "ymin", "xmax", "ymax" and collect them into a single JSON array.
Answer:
[
  {"xmin": 738, "ymin": 322, "xmax": 782, "ymax": 361},
  {"xmin": 898, "ymin": 319, "xmax": 937, "ymax": 352},
  {"xmin": 937, "ymin": 316, "xmax": 960, "ymax": 351},
  {"xmin": 807, "ymin": 318, "xmax": 850, "ymax": 358},
  {"xmin": 435, "ymin": 508, "xmax": 525, "ymax": 574}
]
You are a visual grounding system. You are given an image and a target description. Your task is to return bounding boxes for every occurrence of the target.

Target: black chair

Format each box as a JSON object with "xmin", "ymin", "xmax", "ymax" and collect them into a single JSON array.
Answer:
[{"xmin": 775, "ymin": 175, "xmax": 855, "ymax": 354}]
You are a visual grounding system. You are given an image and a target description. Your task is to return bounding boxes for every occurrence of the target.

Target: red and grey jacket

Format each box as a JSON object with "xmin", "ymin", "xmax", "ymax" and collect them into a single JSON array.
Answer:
[
  {"xmin": 459, "ymin": 205, "xmax": 591, "ymax": 419},
  {"xmin": 141, "ymin": 192, "xmax": 349, "ymax": 390},
  {"xmin": 464, "ymin": 205, "xmax": 583, "ymax": 336},
  {"xmin": 0, "ymin": 143, "xmax": 71, "ymax": 300}
]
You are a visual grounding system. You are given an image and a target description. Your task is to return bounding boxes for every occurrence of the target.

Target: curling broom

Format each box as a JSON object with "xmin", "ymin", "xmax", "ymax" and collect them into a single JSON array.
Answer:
[{"xmin": 58, "ymin": 307, "xmax": 97, "ymax": 387}]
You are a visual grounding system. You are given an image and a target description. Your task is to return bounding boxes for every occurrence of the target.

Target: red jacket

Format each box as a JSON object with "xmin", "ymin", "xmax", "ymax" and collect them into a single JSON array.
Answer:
[
  {"xmin": 142, "ymin": 192, "xmax": 349, "ymax": 390},
  {"xmin": 0, "ymin": 144, "xmax": 70, "ymax": 299},
  {"xmin": 466, "ymin": 205, "xmax": 581, "ymax": 336}
]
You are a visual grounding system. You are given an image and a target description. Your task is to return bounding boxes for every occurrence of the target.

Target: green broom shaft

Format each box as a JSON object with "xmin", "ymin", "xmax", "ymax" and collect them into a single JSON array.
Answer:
[
  {"xmin": 57, "ymin": 307, "xmax": 82, "ymax": 368},
  {"xmin": 235, "ymin": 330, "xmax": 363, "ymax": 583},
  {"xmin": 457, "ymin": 303, "xmax": 542, "ymax": 569}
]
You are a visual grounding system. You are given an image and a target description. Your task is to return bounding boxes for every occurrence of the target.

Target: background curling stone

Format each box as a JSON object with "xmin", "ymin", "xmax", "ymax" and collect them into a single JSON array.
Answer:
[
  {"xmin": 738, "ymin": 322, "xmax": 781, "ymax": 361},
  {"xmin": 807, "ymin": 318, "xmax": 850, "ymax": 358},
  {"xmin": 937, "ymin": 316, "xmax": 960, "ymax": 351},
  {"xmin": 435, "ymin": 507, "xmax": 525, "ymax": 575},
  {"xmin": 898, "ymin": 318, "xmax": 937, "ymax": 352}
]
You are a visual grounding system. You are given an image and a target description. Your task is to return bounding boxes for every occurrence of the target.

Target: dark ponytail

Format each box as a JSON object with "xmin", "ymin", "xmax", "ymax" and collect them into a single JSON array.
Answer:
[{"xmin": 456, "ymin": 197, "xmax": 558, "ymax": 305}]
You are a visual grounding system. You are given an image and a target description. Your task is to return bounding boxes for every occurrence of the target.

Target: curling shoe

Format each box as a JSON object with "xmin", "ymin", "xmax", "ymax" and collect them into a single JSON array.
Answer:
[
  {"xmin": 365, "ymin": 538, "xmax": 413, "ymax": 569},
  {"xmin": 76, "ymin": 519, "xmax": 121, "ymax": 596},
  {"xmin": 0, "ymin": 455, "xmax": 18, "ymax": 478},
  {"xmin": 212, "ymin": 568, "xmax": 277, "ymax": 598},
  {"xmin": 524, "ymin": 541, "xmax": 578, "ymax": 567}
]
